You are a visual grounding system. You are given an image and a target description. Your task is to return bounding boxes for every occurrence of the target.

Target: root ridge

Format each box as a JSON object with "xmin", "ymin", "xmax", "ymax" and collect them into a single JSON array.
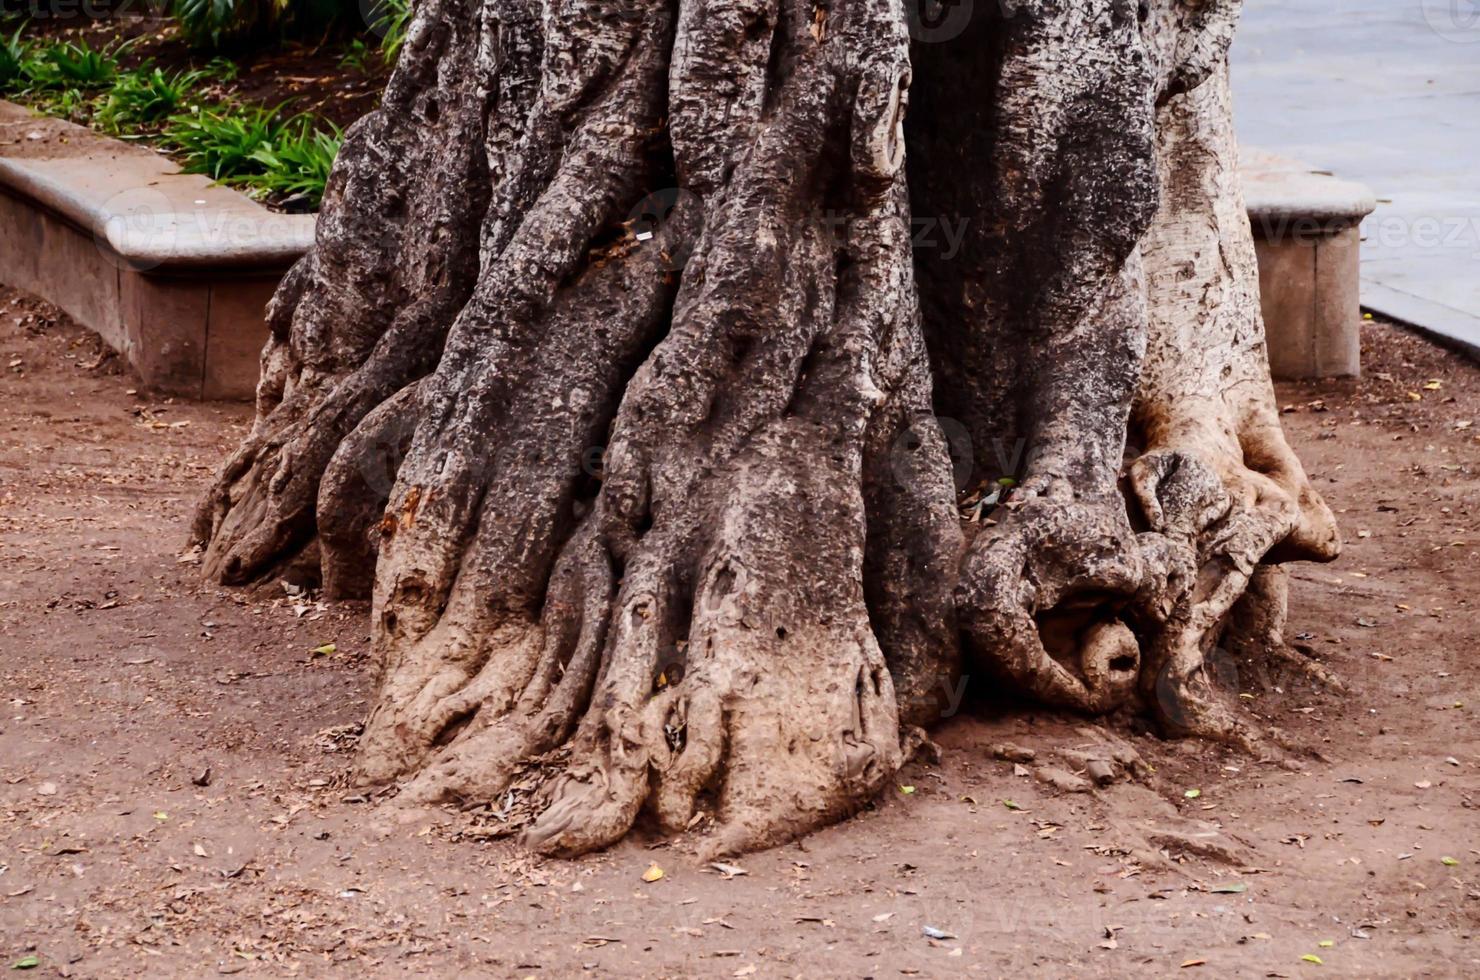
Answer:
[{"xmin": 194, "ymin": 0, "xmax": 1341, "ymax": 856}]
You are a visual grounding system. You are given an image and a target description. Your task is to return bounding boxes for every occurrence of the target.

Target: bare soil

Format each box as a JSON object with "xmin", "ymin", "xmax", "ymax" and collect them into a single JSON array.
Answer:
[{"xmin": 0, "ymin": 288, "xmax": 1476, "ymax": 977}]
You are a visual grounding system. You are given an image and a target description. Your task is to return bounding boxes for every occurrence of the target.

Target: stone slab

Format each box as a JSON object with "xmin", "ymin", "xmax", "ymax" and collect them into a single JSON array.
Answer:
[
  {"xmin": 1243, "ymin": 152, "xmax": 1372, "ymax": 379},
  {"xmin": 1233, "ymin": 0, "xmax": 1480, "ymax": 361},
  {"xmin": 0, "ymin": 100, "xmax": 315, "ymax": 398},
  {"xmin": 1242, "ymin": 150, "xmax": 1378, "ymax": 231},
  {"xmin": 0, "ymin": 101, "xmax": 314, "ymax": 270},
  {"xmin": 203, "ymin": 275, "xmax": 280, "ymax": 400}
]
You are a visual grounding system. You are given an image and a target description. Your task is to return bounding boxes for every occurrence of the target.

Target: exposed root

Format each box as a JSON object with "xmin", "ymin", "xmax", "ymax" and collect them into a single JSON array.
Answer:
[
  {"xmin": 958, "ymin": 488, "xmax": 1146, "ymax": 713},
  {"xmin": 1128, "ymin": 67, "xmax": 1340, "ymax": 743},
  {"xmin": 527, "ymin": 423, "xmax": 915, "ymax": 857},
  {"xmin": 1224, "ymin": 566, "xmax": 1348, "ymax": 694},
  {"xmin": 191, "ymin": 0, "xmax": 1343, "ymax": 858},
  {"xmin": 190, "ymin": 0, "xmax": 497, "ymax": 585},
  {"xmin": 353, "ymin": 0, "xmax": 941, "ymax": 855},
  {"xmin": 317, "ymin": 380, "xmax": 423, "ymax": 599},
  {"xmin": 353, "ymin": 2, "xmax": 683, "ymax": 785}
]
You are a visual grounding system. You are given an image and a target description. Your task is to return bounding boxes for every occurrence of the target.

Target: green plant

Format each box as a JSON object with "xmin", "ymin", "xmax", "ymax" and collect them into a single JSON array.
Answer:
[
  {"xmin": 30, "ymin": 86, "xmax": 91, "ymax": 122},
  {"xmin": 95, "ymin": 66, "xmax": 207, "ymax": 134},
  {"xmin": 164, "ymin": 102, "xmax": 341, "ymax": 206},
  {"xmin": 245, "ymin": 115, "xmax": 341, "ymax": 206},
  {"xmin": 170, "ymin": 0, "xmax": 354, "ymax": 51},
  {"xmin": 171, "ymin": 0, "xmax": 290, "ymax": 50},
  {"xmin": 0, "ymin": 23, "xmax": 27, "ymax": 91},
  {"xmin": 367, "ymin": 0, "xmax": 411, "ymax": 63},
  {"xmin": 338, "ymin": 37, "xmax": 372, "ymax": 72},
  {"xmin": 23, "ymin": 39, "xmax": 127, "ymax": 91},
  {"xmin": 164, "ymin": 101, "xmax": 286, "ymax": 180},
  {"xmin": 202, "ymin": 56, "xmax": 241, "ymax": 82}
]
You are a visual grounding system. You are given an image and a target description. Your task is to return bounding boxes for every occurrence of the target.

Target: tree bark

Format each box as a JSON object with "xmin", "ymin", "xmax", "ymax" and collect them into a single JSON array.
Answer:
[{"xmin": 193, "ymin": 0, "xmax": 1339, "ymax": 856}]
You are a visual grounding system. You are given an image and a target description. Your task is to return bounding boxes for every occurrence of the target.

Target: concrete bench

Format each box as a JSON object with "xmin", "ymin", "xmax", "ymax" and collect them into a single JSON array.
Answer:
[
  {"xmin": 1243, "ymin": 150, "xmax": 1377, "ymax": 380},
  {"xmin": 0, "ymin": 104, "xmax": 1377, "ymax": 399},
  {"xmin": 0, "ymin": 101, "xmax": 314, "ymax": 399}
]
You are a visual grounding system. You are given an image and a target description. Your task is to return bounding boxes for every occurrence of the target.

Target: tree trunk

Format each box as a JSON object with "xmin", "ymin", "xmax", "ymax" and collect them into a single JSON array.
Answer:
[{"xmin": 192, "ymin": 0, "xmax": 1339, "ymax": 856}]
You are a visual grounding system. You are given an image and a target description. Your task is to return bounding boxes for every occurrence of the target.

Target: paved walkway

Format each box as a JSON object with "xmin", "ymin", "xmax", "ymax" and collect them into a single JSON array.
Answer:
[{"xmin": 1232, "ymin": 0, "xmax": 1480, "ymax": 356}]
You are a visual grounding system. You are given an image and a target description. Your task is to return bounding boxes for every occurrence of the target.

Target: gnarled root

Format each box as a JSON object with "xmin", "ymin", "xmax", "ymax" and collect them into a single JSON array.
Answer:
[
  {"xmin": 1223, "ymin": 566, "xmax": 1347, "ymax": 695},
  {"xmin": 1129, "ymin": 66, "xmax": 1340, "ymax": 743},
  {"xmin": 915, "ymin": 1, "xmax": 1337, "ymax": 746},
  {"xmin": 347, "ymin": 0, "xmax": 955, "ymax": 854},
  {"xmin": 958, "ymin": 486, "xmax": 1146, "ymax": 713},
  {"xmin": 911, "ymin": 1, "xmax": 1160, "ymax": 714},
  {"xmin": 191, "ymin": 0, "xmax": 1343, "ymax": 858},
  {"xmin": 189, "ymin": 0, "xmax": 520, "ymax": 587},
  {"xmin": 526, "ymin": 423, "xmax": 915, "ymax": 858}
]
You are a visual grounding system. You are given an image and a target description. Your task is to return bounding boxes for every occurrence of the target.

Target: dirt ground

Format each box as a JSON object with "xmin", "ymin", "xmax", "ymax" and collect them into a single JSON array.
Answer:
[{"xmin": 0, "ymin": 286, "xmax": 1476, "ymax": 978}]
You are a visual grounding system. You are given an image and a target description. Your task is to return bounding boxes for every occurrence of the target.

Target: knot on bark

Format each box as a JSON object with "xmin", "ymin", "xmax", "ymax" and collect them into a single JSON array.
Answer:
[{"xmin": 851, "ymin": 62, "xmax": 911, "ymax": 196}]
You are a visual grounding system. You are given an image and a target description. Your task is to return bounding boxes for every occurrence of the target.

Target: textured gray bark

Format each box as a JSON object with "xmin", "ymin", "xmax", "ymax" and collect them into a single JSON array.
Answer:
[{"xmin": 193, "ymin": 0, "xmax": 1339, "ymax": 855}]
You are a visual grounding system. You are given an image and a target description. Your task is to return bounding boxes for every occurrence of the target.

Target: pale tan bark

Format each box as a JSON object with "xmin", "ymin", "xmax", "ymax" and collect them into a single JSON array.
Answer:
[{"xmin": 1131, "ymin": 66, "xmax": 1340, "ymax": 741}]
